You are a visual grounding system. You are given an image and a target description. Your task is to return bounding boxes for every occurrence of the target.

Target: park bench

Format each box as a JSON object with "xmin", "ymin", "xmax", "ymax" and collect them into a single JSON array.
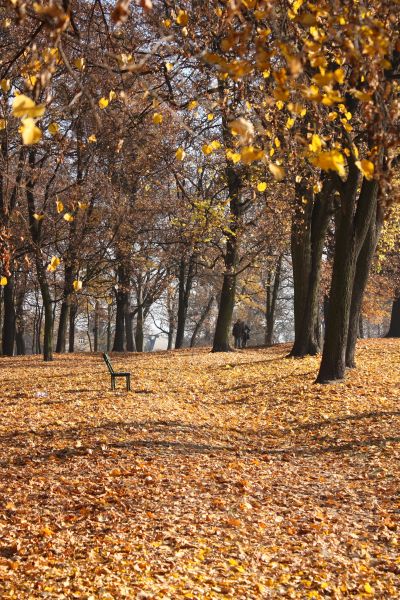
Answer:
[{"xmin": 102, "ymin": 353, "xmax": 131, "ymax": 391}]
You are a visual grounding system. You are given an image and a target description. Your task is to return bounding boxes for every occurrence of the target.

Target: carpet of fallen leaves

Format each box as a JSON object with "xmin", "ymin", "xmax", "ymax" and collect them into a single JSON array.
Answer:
[{"xmin": 0, "ymin": 339, "xmax": 400, "ymax": 599}]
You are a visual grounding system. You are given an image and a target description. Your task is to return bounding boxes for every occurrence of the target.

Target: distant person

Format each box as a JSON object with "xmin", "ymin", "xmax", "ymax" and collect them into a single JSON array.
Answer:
[
  {"xmin": 242, "ymin": 323, "xmax": 250, "ymax": 348},
  {"xmin": 232, "ymin": 319, "xmax": 244, "ymax": 349}
]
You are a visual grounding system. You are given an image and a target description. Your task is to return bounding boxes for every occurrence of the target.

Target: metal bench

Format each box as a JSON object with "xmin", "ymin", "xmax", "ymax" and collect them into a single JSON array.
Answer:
[{"xmin": 102, "ymin": 353, "xmax": 131, "ymax": 391}]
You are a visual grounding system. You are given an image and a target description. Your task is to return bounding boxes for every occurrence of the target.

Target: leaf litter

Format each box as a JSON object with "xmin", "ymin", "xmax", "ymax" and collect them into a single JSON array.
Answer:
[{"xmin": 0, "ymin": 339, "xmax": 399, "ymax": 599}]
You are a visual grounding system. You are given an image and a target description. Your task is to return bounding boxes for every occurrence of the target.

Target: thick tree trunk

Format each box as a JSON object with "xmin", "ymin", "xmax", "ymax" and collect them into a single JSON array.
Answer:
[
  {"xmin": 113, "ymin": 265, "xmax": 129, "ymax": 352},
  {"xmin": 135, "ymin": 304, "xmax": 144, "ymax": 352},
  {"xmin": 265, "ymin": 255, "xmax": 282, "ymax": 346},
  {"xmin": 346, "ymin": 207, "xmax": 382, "ymax": 368},
  {"xmin": 290, "ymin": 180, "xmax": 333, "ymax": 357},
  {"xmin": 317, "ymin": 172, "xmax": 379, "ymax": 383},
  {"xmin": 2, "ymin": 275, "xmax": 15, "ymax": 356},
  {"xmin": 386, "ymin": 296, "xmax": 400, "ymax": 337},
  {"xmin": 175, "ymin": 255, "xmax": 195, "ymax": 349},
  {"xmin": 15, "ymin": 281, "xmax": 26, "ymax": 356},
  {"xmin": 107, "ymin": 304, "xmax": 112, "ymax": 351},
  {"xmin": 56, "ymin": 266, "xmax": 74, "ymax": 353},
  {"xmin": 93, "ymin": 301, "xmax": 99, "ymax": 352}
]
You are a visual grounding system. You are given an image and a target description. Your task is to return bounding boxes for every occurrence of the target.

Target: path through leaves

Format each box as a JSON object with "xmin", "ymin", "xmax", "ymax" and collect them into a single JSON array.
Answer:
[{"xmin": 1, "ymin": 340, "xmax": 399, "ymax": 598}]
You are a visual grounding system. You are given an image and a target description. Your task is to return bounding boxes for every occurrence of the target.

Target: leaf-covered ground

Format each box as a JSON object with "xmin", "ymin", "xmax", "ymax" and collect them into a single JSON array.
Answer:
[{"xmin": 0, "ymin": 339, "xmax": 399, "ymax": 599}]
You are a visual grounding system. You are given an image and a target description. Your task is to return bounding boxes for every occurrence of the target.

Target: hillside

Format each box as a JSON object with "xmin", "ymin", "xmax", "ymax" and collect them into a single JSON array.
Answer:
[{"xmin": 1, "ymin": 339, "xmax": 399, "ymax": 599}]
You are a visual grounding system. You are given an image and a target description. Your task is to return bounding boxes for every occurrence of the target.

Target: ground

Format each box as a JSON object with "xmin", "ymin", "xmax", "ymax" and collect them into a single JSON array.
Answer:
[{"xmin": 0, "ymin": 339, "xmax": 399, "ymax": 599}]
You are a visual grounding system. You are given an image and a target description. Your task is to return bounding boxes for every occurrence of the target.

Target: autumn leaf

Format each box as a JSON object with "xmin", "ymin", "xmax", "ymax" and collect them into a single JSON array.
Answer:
[
  {"xmin": 355, "ymin": 159, "xmax": 374, "ymax": 180},
  {"xmin": 98, "ymin": 97, "xmax": 109, "ymax": 109},
  {"xmin": 257, "ymin": 182, "xmax": 267, "ymax": 192},
  {"xmin": 175, "ymin": 147, "xmax": 186, "ymax": 161},
  {"xmin": 229, "ymin": 117, "xmax": 255, "ymax": 144},
  {"xmin": 268, "ymin": 162, "xmax": 285, "ymax": 180},
  {"xmin": 20, "ymin": 118, "xmax": 42, "ymax": 145},
  {"xmin": 73, "ymin": 57, "xmax": 85, "ymax": 70},
  {"xmin": 0, "ymin": 276, "xmax": 7, "ymax": 285},
  {"xmin": 12, "ymin": 95, "xmax": 45, "ymax": 119},
  {"xmin": 48, "ymin": 122, "xmax": 59, "ymax": 135},
  {"xmin": 1, "ymin": 79, "xmax": 10, "ymax": 92},
  {"xmin": 88, "ymin": 134, "xmax": 97, "ymax": 143},
  {"xmin": 56, "ymin": 199, "xmax": 64, "ymax": 213},
  {"xmin": 63, "ymin": 213, "xmax": 74, "ymax": 222},
  {"xmin": 73, "ymin": 280, "xmax": 83, "ymax": 291},
  {"xmin": 47, "ymin": 256, "xmax": 60, "ymax": 271},
  {"xmin": 153, "ymin": 112, "xmax": 163, "ymax": 124},
  {"xmin": 176, "ymin": 9, "xmax": 188, "ymax": 26}
]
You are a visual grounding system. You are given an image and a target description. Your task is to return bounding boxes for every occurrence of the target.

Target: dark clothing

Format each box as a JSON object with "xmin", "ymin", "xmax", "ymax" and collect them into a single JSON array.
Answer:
[
  {"xmin": 242, "ymin": 325, "xmax": 250, "ymax": 348},
  {"xmin": 232, "ymin": 320, "xmax": 245, "ymax": 349}
]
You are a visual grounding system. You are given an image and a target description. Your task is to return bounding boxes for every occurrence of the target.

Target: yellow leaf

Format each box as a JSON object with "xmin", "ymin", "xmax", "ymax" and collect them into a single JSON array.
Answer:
[
  {"xmin": 0, "ymin": 119, "xmax": 6, "ymax": 130},
  {"xmin": 309, "ymin": 134, "xmax": 323, "ymax": 153},
  {"xmin": 226, "ymin": 149, "xmax": 241, "ymax": 163},
  {"xmin": 48, "ymin": 122, "xmax": 59, "ymax": 135},
  {"xmin": 274, "ymin": 137, "xmax": 281, "ymax": 148},
  {"xmin": 33, "ymin": 213, "xmax": 44, "ymax": 221},
  {"xmin": 175, "ymin": 147, "xmax": 185, "ymax": 161},
  {"xmin": 355, "ymin": 159, "xmax": 374, "ymax": 180},
  {"xmin": 364, "ymin": 583, "xmax": 374, "ymax": 594},
  {"xmin": 47, "ymin": 256, "xmax": 60, "ymax": 272},
  {"xmin": 74, "ymin": 57, "xmax": 85, "ymax": 70},
  {"xmin": 41, "ymin": 526, "xmax": 54, "ymax": 537},
  {"xmin": 73, "ymin": 280, "xmax": 83, "ymax": 291},
  {"xmin": 20, "ymin": 118, "xmax": 41, "ymax": 145},
  {"xmin": 56, "ymin": 199, "xmax": 64, "ymax": 213},
  {"xmin": 257, "ymin": 182, "xmax": 267, "ymax": 192},
  {"xmin": 1, "ymin": 79, "xmax": 10, "ymax": 92},
  {"xmin": 64, "ymin": 213, "xmax": 74, "ymax": 222},
  {"xmin": 310, "ymin": 150, "xmax": 346, "ymax": 177},
  {"xmin": 188, "ymin": 100, "xmax": 198, "ymax": 110},
  {"xmin": 207, "ymin": 113, "xmax": 214, "ymax": 121},
  {"xmin": 269, "ymin": 163, "xmax": 285, "ymax": 181},
  {"xmin": 153, "ymin": 112, "xmax": 163, "ymax": 124},
  {"xmin": 88, "ymin": 134, "xmax": 97, "ymax": 143},
  {"xmin": 334, "ymin": 68, "xmax": 345, "ymax": 84},
  {"xmin": 240, "ymin": 146, "xmax": 264, "ymax": 164},
  {"xmin": 163, "ymin": 18, "xmax": 172, "ymax": 28},
  {"xmin": 109, "ymin": 90, "xmax": 117, "ymax": 101},
  {"xmin": 12, "ymin": 95, "xmax": 45, "ymax": 118},
  {"xmin": 78, "ymin": 201, "xmax": 88, "ymax": 210},
  {"xmin": 202, "ymin": 143, "xmax": 213, "ymax": 155},
  {"xmin": 286, "ymin": 117, "xmax": 295, "ymax": 129},
  {"xmin": 98, "ymin": 97, "xmax": 109, "ymax": 109},
  {"xmin": 165, "ymin": 62, "xmax": 173, "ymax": 72},
  {"xmin": 0, "ymin": 276, "xmax": 8, "ymax": 286},
  {"xmin": 176, "ymin": 10, "xmax": 188, "ymax": 26}
]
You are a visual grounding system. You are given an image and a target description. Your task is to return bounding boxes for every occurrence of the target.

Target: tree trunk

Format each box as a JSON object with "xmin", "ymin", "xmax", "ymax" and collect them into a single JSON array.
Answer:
[
  {"xmin": 386, "ymin": 296, "xmax": 400, "ymax": 337},
  {"xmin": 125, "ymin": 310, "xmax": 136, "ymax": 351},
  {"xmin": 135, "ymin": 304, "xmax": 144, "ymax": 352},
  {"xmin": 317, "ymin": 171, "xmax": 379, "ymax": 383},
  {"xmin": 190, "ymin": 295, "xmax": 214, "ymax": 347},
  {"xmin": 265, "ymin": 255, "xmax": 282, "ymax": 346},
  {"xmin": 346, "ymin": 206, "xmax": 382, "ymax": 368},
  {"xmin": 93, "ymin": 301, "xmax": 99, "ymax": 352},
  {"xmin": 56, "ymin": 266, "xmax": 74, "ymax": 353},
  {"xmin": 113, "ymin": 264, "xmax": 129, "ymax": 352},
  {"xmin": 2, "ymin": 275, "xmax": 15, "ymax": 356},
  {"xmin": 107, "ymin": 303, "xmax": 112, "ymax": 351},
  {"xmin": 15, "ymin": 280, "xmax": 26, "ymax": 356},
  {"xmin": 175, "ymin": 255, "xmax": 196, "ymax": 349},
  {"xmin": 68, "ymin": 302, "xmax": 77, "ymax": 352},
  {"xmin": 290, "ymin": 180, "xmax": 333, "ymax": 357}
]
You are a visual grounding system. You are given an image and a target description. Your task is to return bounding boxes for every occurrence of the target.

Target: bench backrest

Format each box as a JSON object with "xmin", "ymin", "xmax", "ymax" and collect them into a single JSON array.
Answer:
[{"xmin": 102, "ymin": 353, "xmax": 114, "ymax": 374}]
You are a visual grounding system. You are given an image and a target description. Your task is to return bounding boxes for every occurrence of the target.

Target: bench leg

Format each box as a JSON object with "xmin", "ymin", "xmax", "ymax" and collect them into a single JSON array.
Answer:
[
  {"xmin": 126, "ymin": 375, "xmax": 131, "ymax": 391},
  {"xmin": 111, "ymin": 376, "xmax": 115, "ymax": 390}
]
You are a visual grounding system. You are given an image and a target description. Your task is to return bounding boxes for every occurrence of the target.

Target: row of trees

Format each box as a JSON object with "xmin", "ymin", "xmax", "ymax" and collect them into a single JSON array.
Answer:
[{"xmin": 0, "ymin": 0, "xmax": 399, "ymax": 383}]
